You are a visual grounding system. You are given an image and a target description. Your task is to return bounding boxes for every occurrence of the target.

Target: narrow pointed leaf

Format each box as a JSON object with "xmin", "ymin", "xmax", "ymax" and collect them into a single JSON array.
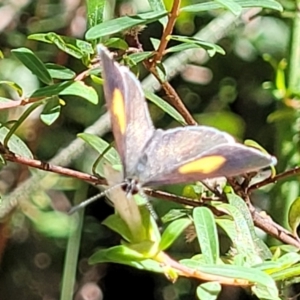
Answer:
[
  {"xmin": 12, "ymin": 48, "xmax": 52, "ymax": 85},
  {"xmin": 159, "ymin": 218, "xmax": 192, "ymax": 250},
  {"xmin": 144, "ymin": 91, "xmax": 186, "ymax": 125},
  {"xmin": 86, "ymin": 11, "xmax": 168, "ymax": 40},
  {"xmin": 31, "ymin": 81, "xmax": 98, "ymax": 104},
  {"xmin": 193, "ymin": 207, "xmax": 219, "ymax": 264}
]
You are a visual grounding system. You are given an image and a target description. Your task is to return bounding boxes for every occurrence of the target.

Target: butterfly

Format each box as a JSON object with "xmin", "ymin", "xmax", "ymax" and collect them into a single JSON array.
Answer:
[{"xmin": 95, "ymin": 45, "xmax": 275, "ymax": 198}]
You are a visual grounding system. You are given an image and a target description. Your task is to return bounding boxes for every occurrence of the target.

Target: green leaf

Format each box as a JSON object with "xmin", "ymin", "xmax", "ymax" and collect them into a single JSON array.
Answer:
[
  {"xmin": 105, "ymin": 38, "xmax": 129, "ymax": 50},
  {"xmin": 154, "ymin": 62, "xmax": 167, "ymax": 82},
  {"xmin": 28, "ymin": 33, "xmax": 94, "ymax": 59},
  {"xmin": 103, "ymin": 214, "xmax": 133, "ymax": 242},
  {"xmin": 227, "ymin": 194, "xmax": 272, "ymax": 260},
  {"xmin": 86, "ymin": 11, "xmax": 168, "ymax": 40},
  {"xmin": 193, "ymin": 207, "xmax": 219, "ymax": 264},
  {"xmin": 40, "ymin": 96, "xmax": 61, "ymax": 125},
  {"xmin": 258, "ymin": 252, "xmax": 300, "ymax": 274},
  {"xmin": 181, "ymin": 2, "xmax": 225, "ymax": 13},
  {"xmin": 31, "ymin": 81, "xmax": 98, "ymax": 104},
  {"xmin": 90, "ymin": 245, "xmax": 145, "ymax": 263},
  {"xmin": 215, "ymin": 218, "xmax": 237, "ymax": 245},
  {"xmin": 12, "ymin": 48, "xmax": 53, "ymax": 85},
  {"xmin": 148, "ymin": 0, "xmax": 168, "ymax": 28},
  {"xmin": 86, "ymin": 0, "xmax": 105, "ymax": 29},
  {"xmin": 215, "ymin": 0, "xmax": 242, "ymax": 15},
  {"xmin": 180, "ymin": 0, "xmax": 283, "ymax": 13},
  {"xmin": 252, "ymin": 284, "xmax": 281, "ymax": 300},
  {"xmin": 169, "ymin": 35, "xmax": 225, "ymax": 56},
  {"xmin": 166, "ymin": 43, "xmax": 203, "ymax": 54},
  {"xmin": 0, "ymin": 126, "xmax": 33, "ymax": 158},
  {"xmin": 161, "ymin": 209, "xmax": 190, "ymax": 223},
  {"xmin": 181, "ymin": 260, "xmax": 278, "ymax": 298},
  {"xmin": 77, "ymin": 133, "xmax": 120, "ymax": 165},
  {"xmin": 271, "ymin": 263, "xmax": 300, "ymax": 281},
  {"xmin": 89, "ymin": 245, "xmax": 164, "ymax": 273},
  {"xmin": 216, "ymin": 201, "xmax": 263, "ymax": 265},
  {"xmin": 0, "ymin": 81, "xmax": 23, "ymax": 96},
  {"xmin": 138, "ymin": 205, "xmax": 161, "ymax": 243},
  {"xmin": 196, "ymin": 282, "xmax": 222, "ymax": 300},
  {"xmin": 237, "ymin": 0, "xmax": 283, "ymax": 11},
  {"xmin": 288, "ymin": 197, "xmax": 300, "ymax": 236},
  {"xmin": 127, "ymin": 52, "xmax": 154, "ymax": 65},
  {"xmin": 159, "ymin": 218, "xmax": 192, "ymax": 250},
  {"xmin": 144, "ymin": 91, "xmax": 187, "ymax": 125},
  {"xmin": 45, "ymin": 63, "xmax": 76, "ymax": 80},
  {"xmin": 150, "ymin": 38, "xmax": 160, "ymax": 50}
]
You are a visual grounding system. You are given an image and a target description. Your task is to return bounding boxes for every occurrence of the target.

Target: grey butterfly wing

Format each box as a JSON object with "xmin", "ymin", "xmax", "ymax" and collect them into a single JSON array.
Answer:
[
  {"xmin": 135, "ymin": 126, "xmax": 275, "ymax": 186},
  {"xmin": 98, "ymin": 46, "xmax": 154, "ymax": 175},
  {"xmin": 121, "ymin": 70, "xmax": 155, "ymax": 176}
]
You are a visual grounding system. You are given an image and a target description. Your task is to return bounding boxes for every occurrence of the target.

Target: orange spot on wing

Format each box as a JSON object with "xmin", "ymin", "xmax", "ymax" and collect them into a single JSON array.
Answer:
[
  {"xmin": 112, "ymin": 89, "xmax": 126, "ymax": 134},
  {"xmin": 178, "ymin": 156, "xmax": 226, "ymax": 174}
]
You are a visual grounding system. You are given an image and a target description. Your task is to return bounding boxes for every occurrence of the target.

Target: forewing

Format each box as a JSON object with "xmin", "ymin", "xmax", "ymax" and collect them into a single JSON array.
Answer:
[
  {"xmin": 136, "ymin": 126, "xmax": 274, "ymax": 185},
  {"xmin": 121, "ymin": 69, "xmax": 154, "ymax": 176},
  {"xmin": 98, "ymin": 46, "xmax": 154, "ymax": 174}
]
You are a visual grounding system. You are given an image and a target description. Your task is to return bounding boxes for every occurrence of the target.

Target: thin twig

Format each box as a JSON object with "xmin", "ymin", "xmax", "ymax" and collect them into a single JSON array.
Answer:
[
  {"xmin": 154, "ymin": 0, "xmax": 181, "ymax": 64},
  {"xmin": 1, "ymin": 151, "xmax": 106, "ymax": 185},
  {"xmin": 248, "ymin": 167, "xmax": 300, "ymax": 192},
  {"xmin": 157, "ymin": 252, "xmax": 251, "ymax": 285},
  {"xmin": 146, "ymin": 64, "xmax": 197, "ymax": 125},
  {"xmin": 249, "ymin": 202, "xmax": 300, "ymax": 248}
]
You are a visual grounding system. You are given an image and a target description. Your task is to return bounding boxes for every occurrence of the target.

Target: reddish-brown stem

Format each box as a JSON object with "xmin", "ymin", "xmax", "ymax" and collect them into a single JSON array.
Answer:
[
  {"xmin": 1, "ymin": 151, "xmax": 106, "ymax": 186},
  {"xmin": 248, "ymin": 167, "xmax": 300, "ymax": 192},
  {"xmin": 145, "ymin": 64, "xmax": 197, "ymax": 125},
  {"xmin": 154, "ymin": 0, "xmax": 181, "ymax": 64},
  {"xmin": 156, "ymin": 252, "xmax": 250, "ymax": 285}
]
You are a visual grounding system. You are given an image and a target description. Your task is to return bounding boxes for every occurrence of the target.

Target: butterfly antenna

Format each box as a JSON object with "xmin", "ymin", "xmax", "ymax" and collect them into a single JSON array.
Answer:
[
  {"xmin": 139, "ymin": 190, "xmax": 160, "ymax": 222},
  {"xmin": 68, "ymin": 192, "xmax": 106, "ymax": 215},
  {"xmin": 68, "ymin": 183, "xmax": 126, "ymax": 215}
]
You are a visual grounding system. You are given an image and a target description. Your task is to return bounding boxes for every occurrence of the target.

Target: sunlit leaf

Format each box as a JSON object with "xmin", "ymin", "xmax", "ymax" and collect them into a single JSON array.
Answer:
[
  {"xmin": 86, "ymin": 11, "xmax": 168, "ymax": 40},
  {"xmin": 148, "ymin": 0, "xmax": 168, "ymax": 28},
  {"xmin": 197, "ymin": 282, "xmax": 221, "ymax": 300},
  {"xmin": 0, "ymin": 126, "xmax": 33, "ymax": 158},
  {"xmin": 105, "ymin": 38, "xmax": 129, "ymax": 50},
  {"xmin": 40, "ymin": 96, "xmax": 61, "ymax": 125},
  {"xmin": 31, "ymin": 81, "xmax": 98, "ymax": 104},
  {"xmin": 145, "ymin": 91, "xmax": 186, "ymax": 125},
  {"xmin": 180, "ymin": 0, "xmax": 283, "ymax": 13},
  {"xmin": 45, "ymin": 63, "xmax": 76, "ymax": 80},
  {"xmin": 127, "ymin": 52, "xmax": 154, "ymax": 65},
  {"xmin": 77, "ymin": 133, "xmax": 120, "ymax": 165},
  {"xmin": 215, "ymin": 0, "xmax": 242, "ymax": 15},
  {"xmin": 86, "ymin": 0, "xmax": 105, "ymax": 29},
  {"xmin": 288, "ymin": 197, "xmax": 300, "ymax": 237},
  {"xmin": 0, "ymin": 81, "xmax": 23, "ymax": 96},
  {"xmin": 12, "ymin": 48, "xmax": 52, "ymax": 85},
  {"xmin": 159, "ymin": 218, "xmax": 192, "ymax": 250},
  {"xmin": 28, "ymin": 33, "xmax": 94, "ymax": 59},
  {"xmin": 181, "ymin": 260, "xmax": 278, "ymax": 298},
  {"xmin": 170, "ymin": 35, "xmax": 225, "ymax": 56},
  {"xmin": 193, "ymin": 207, "xmax": 219, "ymax": 264}
]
